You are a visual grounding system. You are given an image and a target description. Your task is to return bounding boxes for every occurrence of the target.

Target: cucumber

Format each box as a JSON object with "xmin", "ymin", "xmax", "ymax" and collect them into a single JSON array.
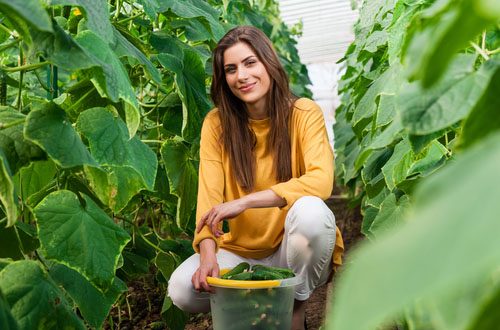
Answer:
[
  {"xmin": 251, "ymin": 270, "xmax": 283, "ymax": 280},
  {"xmin": 221, "ymin": 262, "xmax": 250, "ymax": 279},
  {"xmin": 251, "ymin": 265, "xmax": 295, "ymax": 278},
  {"xmin": 228, "ymin": 271, "xmax": 253, "ymax": 280}
]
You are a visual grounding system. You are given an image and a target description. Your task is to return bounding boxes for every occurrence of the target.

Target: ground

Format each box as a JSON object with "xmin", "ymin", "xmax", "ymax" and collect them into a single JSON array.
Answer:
[{"xmin": 104, "ymin": 186, "xmax": 364, "ymax": 330}]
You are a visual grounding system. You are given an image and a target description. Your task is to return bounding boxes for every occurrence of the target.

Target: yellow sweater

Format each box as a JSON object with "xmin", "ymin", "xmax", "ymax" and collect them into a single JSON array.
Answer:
[{"xmin": 193, "ymin": 98, "xmax": 344, "ymax": 268}]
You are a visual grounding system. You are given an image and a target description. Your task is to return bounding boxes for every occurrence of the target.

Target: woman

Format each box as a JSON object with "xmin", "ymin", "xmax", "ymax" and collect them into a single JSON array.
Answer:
[{"xmin": 168, "ymin": 26, "xmax": 343, "ymax": 330}]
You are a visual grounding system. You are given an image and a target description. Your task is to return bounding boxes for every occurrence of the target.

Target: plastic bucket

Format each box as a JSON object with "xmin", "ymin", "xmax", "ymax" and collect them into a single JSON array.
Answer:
[{"xmin": 207, "ymin": 270, "xmax": 301, "ymax": 330}]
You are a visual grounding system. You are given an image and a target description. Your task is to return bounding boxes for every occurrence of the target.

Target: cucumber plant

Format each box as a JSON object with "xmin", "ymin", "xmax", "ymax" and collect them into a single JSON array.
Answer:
[
  {"xmin": 329, "ymin": 0, "xmax": 500, "ymax": 329},
  {"xmin": 0, "ymin": 0, "xmax": 311, "ymax": 329}
]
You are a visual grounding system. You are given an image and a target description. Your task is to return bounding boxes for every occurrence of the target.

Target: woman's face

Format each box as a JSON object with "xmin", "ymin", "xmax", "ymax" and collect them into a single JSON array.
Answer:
[{"xmin": 223, "ymin": 42, "xmax": 271, "ymax": 109}]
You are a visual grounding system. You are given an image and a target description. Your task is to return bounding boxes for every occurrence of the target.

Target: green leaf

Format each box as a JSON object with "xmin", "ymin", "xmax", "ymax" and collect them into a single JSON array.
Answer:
[
  {"xmin": 27, "ymin": 20, "xmax": 96, "ymax": 72},
  {"xmin": 328, "ymin": 131, "xmax": 500, "ymax": 330},
  {"xmin": 49, "ymin": 262, "xmax": 127, "ymax": 329},
  {"xmin": 158, "ymin": 49, "xmax": 212, "ymax": 142},
  {"xmin": 161, "ymin": 296, "xmax": 189, "ymax": 330},
  {"xmin": 387, "ymin": 1, "xmax": 421, "ymax": 64},
  {"xmin": 76, "ymin": 108, "xmax": 157, "ymax": 212},
  {"xmin": 0, "ymin": 0, "xmax": 52, "ymax": 33},
  {"xmin": 0, "ymin": 287, "xmax": 19, "ymax": 330},
  {"xmin": 459, "ymin": 59, "xmax": 500, "ymax": 148},
  {"xmin": 171, "ymin": 18, "xmax": 213, "ymax": 42},
  {"xmin": 46, "ymin": 0, "xmax": 114, "ymax": 42},
  {"xmin": 369, "ymin": 193, "xmax": 409, "ymax": 238},
  {"xmin": 112, "ymin": 25, "xmax": 161, "ymax": 84},
  {"xmin": 155, "ymin": 251, "xmax": 176, "ymax": 282},
  {"xmin": 0, "ymin": 260, "xmax": 86, "ymax": 330},
  {"xmin": 24, "ymin": 103, "xmax": 98, "ymax": 168},
  {"xmin": 381, "ymin": 138, "xmax": 414, "ymax": 190},
  {"xmin": 17, "ymin": 160, "xmax": 56, "ymax": 201},
  {"xmin": 74, "ymin": 31, "xmax": 139, "ymax": 137},
  {"xmin": 163, "ymin": 0, "xmax": 225, "ymax": 41},
  {"xmin": 0, "ymin": 110, "xmax": 45, "ymax": 175},
  {"xmin": 161, "ymin": 140, "xmax": 198, "ymax": 231},
  {"xmin": 34, "ymin": 190, "xmax": 131, "ymax": 291},
  {"xmin": 0, "ymin": 220, "xmax": 22, "ymax": 259},
  {"xmin": 363, "ymin": 30, "xmax": 387, "ymax": 53},
  {"xmin": 354, "ymin": 63, "xmax": 402, "ymax": 125},
  {"xmin": 400, "ymin": 56, "xmax": 500, "ymax": 135},
  {"xmin": 0, "ymin": 149, "xmax": 17, "ymax": 227},
  {"xmin": 408, "ymin": 140, "xmax": 448, "ymax": 176},
  {"xmin": 403, "ymin": 0, "xmax": 499, "ymax": 87}
]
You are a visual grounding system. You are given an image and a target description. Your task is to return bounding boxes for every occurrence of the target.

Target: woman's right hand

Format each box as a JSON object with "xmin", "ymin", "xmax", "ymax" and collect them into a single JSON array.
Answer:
[{"xmin": 192, "ymin": 239, "xmax": 219, "ymax": 293}]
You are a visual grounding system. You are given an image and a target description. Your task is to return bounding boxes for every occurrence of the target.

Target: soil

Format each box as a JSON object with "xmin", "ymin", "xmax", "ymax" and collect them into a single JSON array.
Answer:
[{"xmin": 103, "ymin": 185, "xmax": 365, "ymax": 330}]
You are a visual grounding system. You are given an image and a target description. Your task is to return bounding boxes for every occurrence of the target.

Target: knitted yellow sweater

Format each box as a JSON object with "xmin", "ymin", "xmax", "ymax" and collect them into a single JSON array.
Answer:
[{"xmin": 193, "ymin": 98, "xmax": 344, "ymax": 268}]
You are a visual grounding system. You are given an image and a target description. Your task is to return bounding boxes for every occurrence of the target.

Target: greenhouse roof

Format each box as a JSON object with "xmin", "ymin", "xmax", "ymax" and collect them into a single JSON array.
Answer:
[{"xmin": 277, "ymin": 0, "xmax": 359, "ymax": 64}]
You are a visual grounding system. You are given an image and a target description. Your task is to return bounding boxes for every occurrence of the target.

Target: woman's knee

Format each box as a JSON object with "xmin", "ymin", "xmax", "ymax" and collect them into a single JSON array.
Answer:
[{"xmin": 287, "ymin": 196, "xmax": 335, "ymax": 238}]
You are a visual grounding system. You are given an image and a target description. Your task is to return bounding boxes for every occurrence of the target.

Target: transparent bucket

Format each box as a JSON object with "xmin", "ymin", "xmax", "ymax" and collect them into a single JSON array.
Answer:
[{"xmin": 208, "ymin": 275, "xmax": 301, "ymax": 330}]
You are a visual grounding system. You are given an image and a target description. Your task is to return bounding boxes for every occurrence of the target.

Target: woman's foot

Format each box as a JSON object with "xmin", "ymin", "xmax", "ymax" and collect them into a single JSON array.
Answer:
[{"xmin": 291, "ymin": 299, "xmax": 307, "ymax": 330}]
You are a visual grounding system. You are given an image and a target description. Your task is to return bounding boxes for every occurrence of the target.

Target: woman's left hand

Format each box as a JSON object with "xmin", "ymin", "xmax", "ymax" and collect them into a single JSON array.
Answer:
[{"xmin": 196, "ymin": 199, "xmax": 247, "ymax": 237}]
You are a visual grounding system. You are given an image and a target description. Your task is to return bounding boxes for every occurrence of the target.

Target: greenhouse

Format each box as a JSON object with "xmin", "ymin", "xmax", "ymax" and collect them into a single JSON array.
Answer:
[{"xmin": 0, "ymin": 0, "xmax": 499, "ymax": 329}]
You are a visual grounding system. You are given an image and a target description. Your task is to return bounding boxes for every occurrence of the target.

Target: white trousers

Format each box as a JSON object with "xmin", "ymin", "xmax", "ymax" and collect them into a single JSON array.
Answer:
[{"xmin": 168, "ymin": 196, "xmax": 336, "ymax": 313}]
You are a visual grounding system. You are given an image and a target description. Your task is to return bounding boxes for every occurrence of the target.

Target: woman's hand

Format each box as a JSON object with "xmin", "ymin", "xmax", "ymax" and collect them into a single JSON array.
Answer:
[
  {"xmin": 192, "ymin": 239, "xmax": 219, "ymax": 293},
  {"xmin": 196, "ymin": 198, "xmax": 247, "ymax": 237}
]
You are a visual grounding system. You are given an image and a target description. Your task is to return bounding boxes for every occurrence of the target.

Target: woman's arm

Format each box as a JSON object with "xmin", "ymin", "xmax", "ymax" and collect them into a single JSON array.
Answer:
[
  {"xmin": 196, "ymin": 189, "xmax": 286, "ymax": 237},
  {"xmin": 192, "ymin": 238, "xmax": 219, "ymax": 293}
]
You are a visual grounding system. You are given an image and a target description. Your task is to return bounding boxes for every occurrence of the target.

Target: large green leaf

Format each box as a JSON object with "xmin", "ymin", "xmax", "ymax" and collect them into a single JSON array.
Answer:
[
  {"xmin": 0, "ymin": 260, "xmax": 86, "ymax": 330},
  {"xmin": 161, "ymin": 296, "xmax": 189, "ymax": 330},
  {"xmin": 160, "ymin": 140, "xmax": 198, "ymax": 231},
  {"xmin": 398, "ymin": 54, "xmax": 479, "ymax": 135},
  {"xmin": 34, "ymin": 190, "xmax": 131, "ymax": 291},
  {"xmin": 403, "ymin": 0, "xmax": 500, "ymax": 86},
  {"xmin": 0, "ymin": 0, "xmax": 52, "ymax": 33},
  {"xmin": 27, "ymin": 20, "xmax": 97, "ymax": 72},
  {"xmin": 112, "ymin": 25, "xmax": 161, "ymax": 84},
  {"xmin": 158, "ymin": 49, "xmax": 212, "ymax": 142},
  {"xmin": 381, "ymin": 138, "xmax": 414, "ymax": 190},
  {"xmin": 459, "ymin": 59, "xmax": 500, "ymax": 148},
  {"xmin": 163, "ymin": 0, "xmax": 225, "ymax": 41},
  {"xmin": 353, "ymin": 63, "xmax": 402, "ymax": 125},
  {"xmin": 17, "ymin": 160, "xmax": 56, "ymax": 201},
  {"xmin": 387, "ymin": 0, "xmax": 421, "ymax": 64},
  {"xmin": 24, "ymin": 102, "xmax": 98, "ymax": 168},
  {"xmin": 49, "ymin": 262, "xmax": 127, "ymax": 329},
  {"xmin": 0, "ymin": 110, "xmax": 45, "ymax": 175},
  {"xmin": 46, "ymin": 0, "xmax": 114, "ymax": 42},
  {"xmin": 0, "ymin": 149, "xmax": 17, "ymax": 227},
  {"xmin": 74, "ymin": 30, "xmax": 140, "ymax": 137},
  {"xmin": 0, "ymin": 287, "xmax": 19, "ymax": 330},
  {"xmin": 171, "ymin": 18, "xmax": 214, "ymax": 42},
  {"xmin": 76, "ymin": 108, "xmax": 157, "ymax": 211},
  {"xmin": 328, "ymin": 131, "xmax": 500, "ymax": 330},
  {"xmin": 0, "ymin": 220, "xmax": 22, "ymax": 259},
  {"xmin": 369, "ymin": 193, "xmax": 409, "ymax": 238}
]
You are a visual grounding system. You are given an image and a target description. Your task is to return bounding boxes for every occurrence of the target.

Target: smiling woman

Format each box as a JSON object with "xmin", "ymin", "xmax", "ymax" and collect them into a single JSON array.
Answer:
[{"xmin": 167, "ymin": 25, "xmax": 344, "ymax": 330}]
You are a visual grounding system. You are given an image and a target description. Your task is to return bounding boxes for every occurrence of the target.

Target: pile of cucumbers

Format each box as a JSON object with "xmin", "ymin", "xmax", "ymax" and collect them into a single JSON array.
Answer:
[{"xmin": 221, "ymin": 262, "xmax": 295, "ymax": 280}]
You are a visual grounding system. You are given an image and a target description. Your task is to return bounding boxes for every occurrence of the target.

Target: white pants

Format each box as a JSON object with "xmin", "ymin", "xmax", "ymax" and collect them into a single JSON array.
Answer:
[{"xmin": 168, "ymin": 196, "xmax": 336, "ymax": 313}]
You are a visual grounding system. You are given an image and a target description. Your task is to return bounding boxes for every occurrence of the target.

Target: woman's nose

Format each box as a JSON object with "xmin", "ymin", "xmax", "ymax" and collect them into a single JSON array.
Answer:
[{"xmin": 237, "ymin": 67, "xmax": 249, "ymax": 81}]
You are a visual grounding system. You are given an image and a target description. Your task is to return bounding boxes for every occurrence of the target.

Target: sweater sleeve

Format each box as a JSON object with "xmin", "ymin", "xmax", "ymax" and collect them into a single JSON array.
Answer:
[
  {"xmin": 192, "ymin": 111, "xmax": 225, "ymax": 254},
  {"xmin": 270, "ymin": 105, "xmax": 334, "ymax": 210}
]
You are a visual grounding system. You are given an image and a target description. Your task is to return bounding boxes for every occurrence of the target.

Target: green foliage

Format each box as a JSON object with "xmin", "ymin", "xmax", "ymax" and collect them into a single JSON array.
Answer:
[
  {"xmin": 0, "ymin": 0, "xmax": 310, "ymax": 327},
  {"xmin": 330, "ymin": 0, "xmax": 500, "ymax": 328}
]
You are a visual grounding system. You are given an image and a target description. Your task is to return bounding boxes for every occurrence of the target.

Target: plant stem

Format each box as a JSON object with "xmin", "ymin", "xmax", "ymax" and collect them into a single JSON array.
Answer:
[
  {"xmin": 2, "ymin": 61, "xmax": 51, "ymax": 73},
  {"xmin": 114, "ymin": 0, "xmax": 122, "ymax": 19},
  {"xmin": 481, "ymin": 30, "xmax": 486, "ymax": 50},
  {"xmin": 33, "ymin": 69, "xmax": 51, "ymax": 92},
  {"xmin": 488, "ymin": 47, "xmax": 500, "ymax": 56},
  {"xmin": 0, "ymin": 24, "xmax": 16, "ymax": 37},
  {"xmin": 118, "ymin": 11, "xmax": 144, "ymax": 24},
  {"xmin": 141, "ymin": 139, "xmax": 163, "ymax": 144},
  {"xmin": 0, "ymin": 38, "xmax": 22, "ymax": 53},
  {"xmin": 17, "ymin": 49, "xmax": 24, "ymax": 110},
  {"xmin": 0, "ymin": 118, "xmax": 25, "ymax": 130},
  {"xmin": 470, "ymin": 41, "xmax": 489, "ymax": 60},
  {"xmin": 66, "ymin": 86, "xmax": 96, "ymax": 113}
]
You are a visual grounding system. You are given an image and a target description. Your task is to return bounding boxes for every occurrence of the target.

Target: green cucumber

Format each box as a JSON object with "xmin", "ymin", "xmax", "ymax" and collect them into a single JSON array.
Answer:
[
  {"xmin": 251, "ymin": 270, "xmax": 283, "ymax": 280},
  {"xmin": 228, "ymin": 271, "xmax": 253, "ymax": 280},
  {"xmin": 221, "ymin": 262, "xmax": 250, "ymax": 279},
  {"xmin": 251, "ymin": 265, "xmax": 295, "ymax": 278}
]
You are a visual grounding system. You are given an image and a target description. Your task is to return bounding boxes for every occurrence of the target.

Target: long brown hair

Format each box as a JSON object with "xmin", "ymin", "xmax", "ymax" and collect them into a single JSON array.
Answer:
[{"xmin": 210, "ymin": 26, "xmax": 296, "ymax": 192}]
